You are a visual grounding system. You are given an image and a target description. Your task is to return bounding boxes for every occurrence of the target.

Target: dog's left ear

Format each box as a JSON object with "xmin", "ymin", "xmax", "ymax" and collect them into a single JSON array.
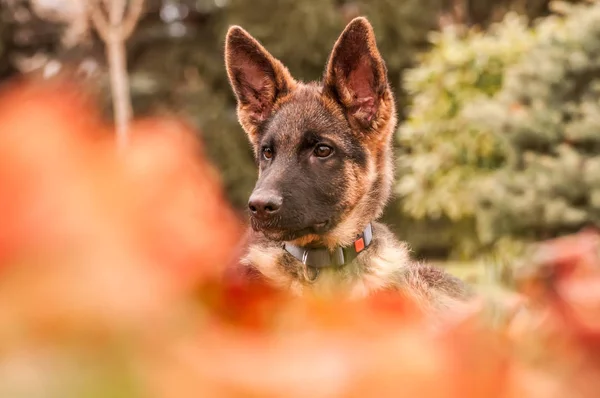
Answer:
[
  {"xmin": 225, "ymin": 26, "xmax": 296, "ymax": 144},
  {"xmin": 324, "ymin": 17, "xmax": 389, "ymax": 129}
]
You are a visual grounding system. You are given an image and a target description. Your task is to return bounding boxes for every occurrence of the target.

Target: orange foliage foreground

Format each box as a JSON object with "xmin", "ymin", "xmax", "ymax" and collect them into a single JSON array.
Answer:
[{"xmin": 0, "ymin": 81, "xmax": 598, "ymax": 398}]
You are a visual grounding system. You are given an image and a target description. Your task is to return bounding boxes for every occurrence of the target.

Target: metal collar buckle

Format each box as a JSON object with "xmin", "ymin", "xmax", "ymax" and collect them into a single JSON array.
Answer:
[{"xmin": 301, "ymin": 250, "xmax": 319, "ymax": 283}]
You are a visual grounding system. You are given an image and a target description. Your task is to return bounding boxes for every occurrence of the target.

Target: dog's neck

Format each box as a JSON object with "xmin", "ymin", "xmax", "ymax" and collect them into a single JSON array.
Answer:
[
  {"xmin": 282, "ymin": 223, "xmax": 373, "ymax": 281},
  {"xmin": 241, "ymin": 221, "xmax": 414, "ymax": 298}
]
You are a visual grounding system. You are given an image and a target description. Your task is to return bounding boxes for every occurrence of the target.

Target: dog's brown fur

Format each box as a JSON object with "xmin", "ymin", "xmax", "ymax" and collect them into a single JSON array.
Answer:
[{"xmin": 224, "ymin": 17, "xmax": 472, "ymax": 310}]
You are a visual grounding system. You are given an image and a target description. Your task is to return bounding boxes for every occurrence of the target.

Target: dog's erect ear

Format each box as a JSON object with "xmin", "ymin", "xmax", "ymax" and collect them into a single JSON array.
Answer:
[
  {"xmin": 225, "ymin": 26, "xmax": 295, "ymax": 141},
  {"xmin": 324, "ymin": 17, "xmax": 389, "ymax": 129}
]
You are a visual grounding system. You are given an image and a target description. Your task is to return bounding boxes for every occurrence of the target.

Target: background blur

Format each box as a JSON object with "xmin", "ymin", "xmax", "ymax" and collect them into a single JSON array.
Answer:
[
  {"xmin": 2, "ymin": 2, "xmax": 600, "ymax": 397},
  {"xmin": 1, "ymin": 0, "xmax": 598, "ymax": 272}
]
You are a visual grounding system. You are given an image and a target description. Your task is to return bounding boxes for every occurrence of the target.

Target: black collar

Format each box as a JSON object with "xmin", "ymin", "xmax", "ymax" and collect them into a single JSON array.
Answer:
[{"xmin": 283, "ymin": 223, "xmax": 373, "ymax": 269}]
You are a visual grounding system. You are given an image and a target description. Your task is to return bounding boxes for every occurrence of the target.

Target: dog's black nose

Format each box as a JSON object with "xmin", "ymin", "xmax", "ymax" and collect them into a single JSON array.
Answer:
[{"xmin": 248, "ymin": 191, "xmax": 282, "ymax": 219}]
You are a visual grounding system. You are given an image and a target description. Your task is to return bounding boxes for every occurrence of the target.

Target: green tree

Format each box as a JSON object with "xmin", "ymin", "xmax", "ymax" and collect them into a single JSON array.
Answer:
[
  {"xmin": 396, "ymin": 14, "xmax": 534, "ymax": 258},
  {"xmin": 467, "ymin": 1, "xmax": 600, "ymax": 246}
]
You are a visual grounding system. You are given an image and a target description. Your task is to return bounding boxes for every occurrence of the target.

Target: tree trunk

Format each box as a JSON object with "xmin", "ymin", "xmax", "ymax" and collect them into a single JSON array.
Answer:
[{"xmin": 106, "ymin": 33, "xmax": 131, "ymax": 149}]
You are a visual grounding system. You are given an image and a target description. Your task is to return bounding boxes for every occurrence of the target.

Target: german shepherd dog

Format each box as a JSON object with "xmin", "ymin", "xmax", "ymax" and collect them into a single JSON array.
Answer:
[{"xmin": 224, "ymin": 17, "xmax": 472, "ymax": 310}]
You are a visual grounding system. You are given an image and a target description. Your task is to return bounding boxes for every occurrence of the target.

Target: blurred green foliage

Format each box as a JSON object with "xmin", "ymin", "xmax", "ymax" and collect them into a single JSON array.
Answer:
[
  {"xmin": 396, "ymin": 14, "xmax": 535, "ymax": 259},
  {"xmin": 467, "ymin": 1, "xmax": 600, "ymax": 246}
]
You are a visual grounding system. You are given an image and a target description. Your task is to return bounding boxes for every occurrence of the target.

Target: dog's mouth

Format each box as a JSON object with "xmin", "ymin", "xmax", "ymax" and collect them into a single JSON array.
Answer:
[
  {"xmin": 313, "ymin": 221, "xmax": 328, "ymax": 229},
  {"xmin": 251, "ymin": 218, "xmax": 331, "ymax": 241}
]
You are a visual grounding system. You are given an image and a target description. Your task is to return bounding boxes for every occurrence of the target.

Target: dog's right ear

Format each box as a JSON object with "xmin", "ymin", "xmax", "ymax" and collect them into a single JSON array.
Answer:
[
  {"xmin": 225, "ymin": 26, "xmax": 296, "ymax": 144},
  {"xmin": 324, "ymin": 17, "xmax": 390, "ymax": 131}
]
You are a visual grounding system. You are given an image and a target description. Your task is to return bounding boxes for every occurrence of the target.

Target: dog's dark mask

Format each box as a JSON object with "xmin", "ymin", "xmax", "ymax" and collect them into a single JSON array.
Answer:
[
  {"xmin": 225, "ymin": 17, "xmax": 392, "ymax": 244},
  {"xmin": 248, "ymin": 93, "xmax": 370, "ymax": 241}
]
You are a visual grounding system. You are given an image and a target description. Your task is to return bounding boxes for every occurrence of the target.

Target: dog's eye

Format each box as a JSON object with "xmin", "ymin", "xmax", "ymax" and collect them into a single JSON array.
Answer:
[
  {"xmin": 262, "ymin": 147, "xmax": 274, "ymax": 160},
  {"xmin": 314, "ymin": 144, "xmax": 333, "ymax": 158}
]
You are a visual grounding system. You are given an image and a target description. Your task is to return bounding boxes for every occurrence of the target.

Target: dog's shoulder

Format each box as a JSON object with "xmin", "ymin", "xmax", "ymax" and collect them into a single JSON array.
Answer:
[
  {"xmin": 367, "ymin": 222, "xmax": 474, "ymax": 307},
  {"xmin": 402, "ymin": 262, "xmax": 475, "ymax": 303}
]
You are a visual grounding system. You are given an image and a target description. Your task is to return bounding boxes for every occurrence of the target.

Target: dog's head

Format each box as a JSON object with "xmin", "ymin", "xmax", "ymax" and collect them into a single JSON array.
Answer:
[{"xmin": 225, "ymin": 17, "xmax": 396, "ymax": 248}]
